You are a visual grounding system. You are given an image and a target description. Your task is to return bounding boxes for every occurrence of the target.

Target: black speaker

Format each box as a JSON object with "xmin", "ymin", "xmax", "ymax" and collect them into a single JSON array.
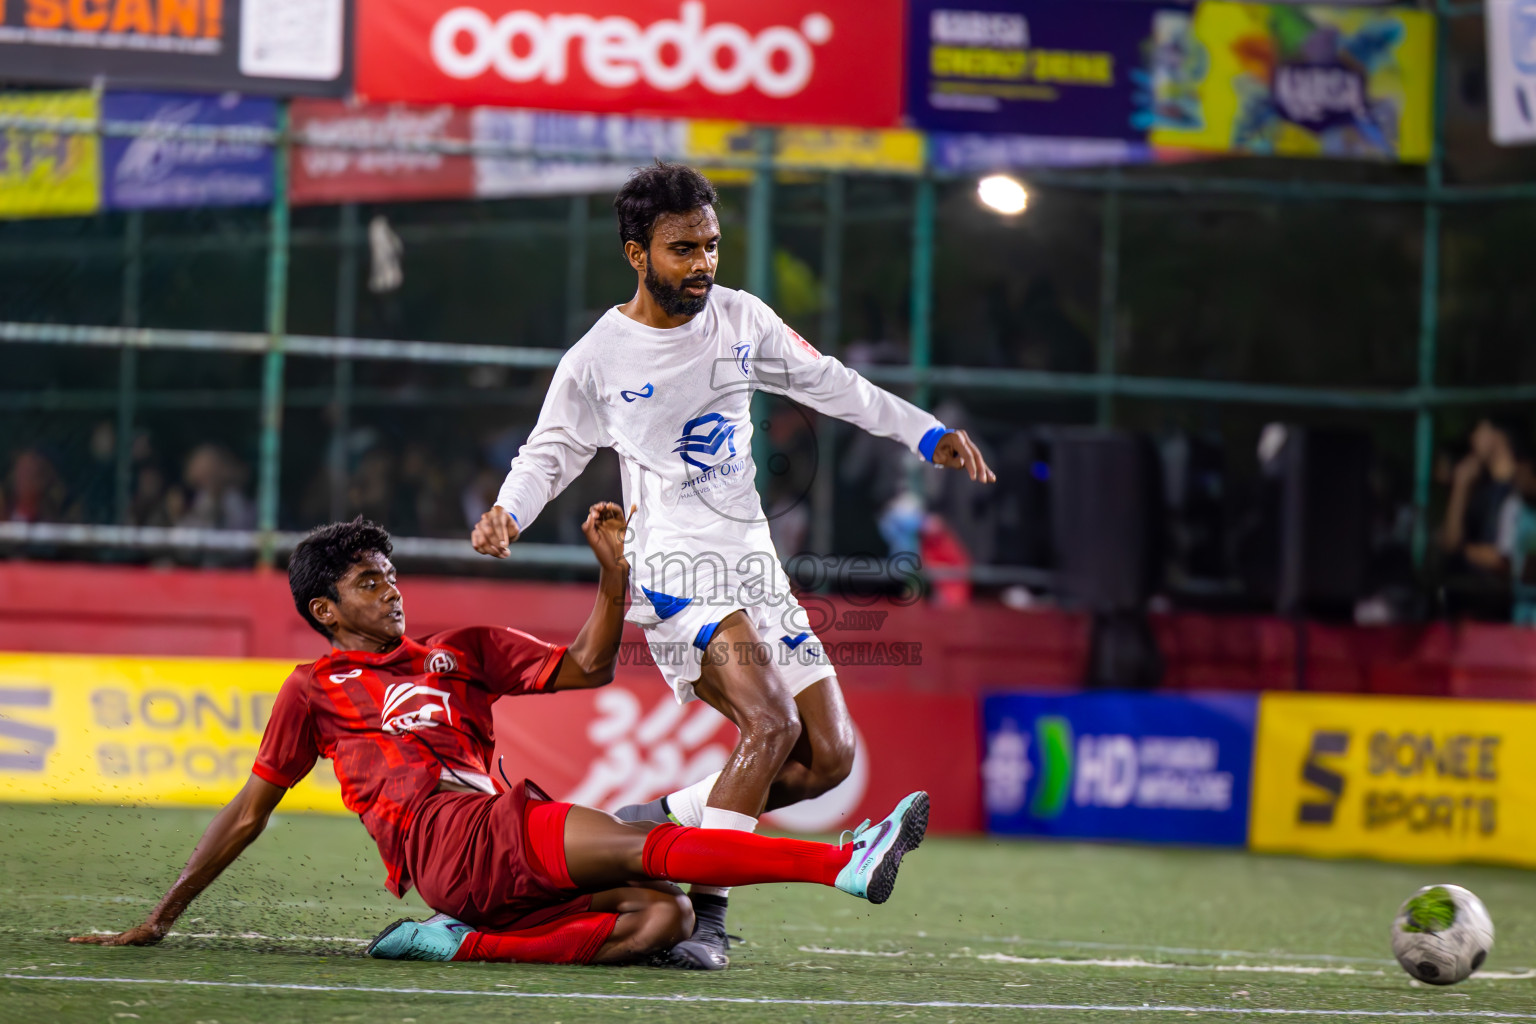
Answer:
[
  {"xmin": 1050, "ymin": 430, "xmax": 1165, "ymax": 612},
  {"xmin": 1276, "ymin": 427, "xmax": 1372, "ymax": 616}
]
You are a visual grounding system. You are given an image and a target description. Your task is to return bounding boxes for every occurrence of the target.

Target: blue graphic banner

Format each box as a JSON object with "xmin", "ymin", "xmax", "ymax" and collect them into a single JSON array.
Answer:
[
  {"xmin": 102, "ymin": 93, "xmax": 277, "ymax": 211},
  {"xmin": 982, "ymin": 692, "xmax": 1257, "ymax": 846},
  {"xmin": 906, "ymin": 0, "xmax": 1165, "ymax": 139}
]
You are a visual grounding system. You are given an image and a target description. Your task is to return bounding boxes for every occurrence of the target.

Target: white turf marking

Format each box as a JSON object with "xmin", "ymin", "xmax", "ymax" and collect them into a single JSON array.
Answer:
[
  {"xmin": 797, "ymin": 948, "xmax": 1536, "ymax": 982},
  {"xmin": 4, "ymin": 973, "xmax": 1536, "ymax": 1017},
  {"xmin": 784, "ymin": 924, "xmax": 1397, "ymax": 965}
]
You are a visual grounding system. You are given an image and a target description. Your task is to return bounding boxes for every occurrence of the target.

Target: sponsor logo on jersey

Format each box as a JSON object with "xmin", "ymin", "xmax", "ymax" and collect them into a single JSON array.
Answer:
[
  {"xmin": 620, "ymin": 382, "xmax": 655, "ymax": 402},
  {"xmin": 425, "ymin": 649, "xmax": 459, "ymax": 675},
  {"xmin": 328, "ymin": 668, "xmax": 365, "ymax": 685},
  {"xmin": 786, "ymin": 326, "xmax": 819, "ymax": 359},
  {"xmin": 381, "ymin": 681, "xmax": 455, "ymax": 734},
  {"xmin": 673, "ymin": 412, "xmax": 737, "ymax": 472}
]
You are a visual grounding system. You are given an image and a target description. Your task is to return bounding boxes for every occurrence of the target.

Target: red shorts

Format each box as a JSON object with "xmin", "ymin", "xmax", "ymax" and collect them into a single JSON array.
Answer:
[{"xmin": 403, "ymin": 778, "xmax": 589, "ymax": 932}]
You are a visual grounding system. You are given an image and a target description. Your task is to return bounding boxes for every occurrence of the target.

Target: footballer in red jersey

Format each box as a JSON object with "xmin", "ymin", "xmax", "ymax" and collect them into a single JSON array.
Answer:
[{"xmin": 73, "ymin": 507, "xmax": 930, "ymax": 967}]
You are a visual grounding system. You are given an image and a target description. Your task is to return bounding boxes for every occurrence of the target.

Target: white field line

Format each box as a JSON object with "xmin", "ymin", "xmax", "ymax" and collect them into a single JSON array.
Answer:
[
  {"xmin": 797, "ymin": 947, "xmax": 1536, "ymax": 982},
  {"xmin": 4, "ymin": 973, "xmax": 1536, "ymax": 1017},
  {"xmin": 781, "ymin": 924, "xmax": 1401, "ymax": 965}
]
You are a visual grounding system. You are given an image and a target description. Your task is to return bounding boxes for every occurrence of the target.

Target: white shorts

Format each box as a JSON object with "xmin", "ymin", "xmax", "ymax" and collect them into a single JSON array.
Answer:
[{"xmin": 633, "ymin": 586, "xmax": 834, "ymax": 705}]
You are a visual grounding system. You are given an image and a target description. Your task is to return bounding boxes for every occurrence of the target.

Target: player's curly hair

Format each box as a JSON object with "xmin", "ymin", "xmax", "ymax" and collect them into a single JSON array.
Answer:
[
  {"xmin": 614, "ymin": 161, "xmax": 719, "ymax": 251},
  {"xmin": 288, "ymin": 517, "xmax": 394, "ymax": 638}
]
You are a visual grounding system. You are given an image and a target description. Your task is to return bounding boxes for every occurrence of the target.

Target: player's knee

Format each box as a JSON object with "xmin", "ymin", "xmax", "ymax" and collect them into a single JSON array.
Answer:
[
  {"xmin": 805, "ymin": 735, "xmax": 855, "ymax": 798},
  {"xmin": 632, "ymin": 892, "xmax": 692, "ymax": 954},
  {"xmin": 744, "ymin": 705, "xmax": 802, "ymax": 758}
]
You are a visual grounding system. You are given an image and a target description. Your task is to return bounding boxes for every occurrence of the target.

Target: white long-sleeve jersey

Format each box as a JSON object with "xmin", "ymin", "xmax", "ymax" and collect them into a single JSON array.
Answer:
[{"xmin": 495, "ymin": 286, "xmax": 946, "ymax": 622}]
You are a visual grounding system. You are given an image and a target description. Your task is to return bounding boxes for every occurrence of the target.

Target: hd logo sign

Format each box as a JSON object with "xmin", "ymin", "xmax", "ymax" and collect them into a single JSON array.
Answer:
[
  {"xmin": 981, "ymin": 693, "xmax": 1256, "ymax": 847},
  {"xmin": 1249, "ymin": 693, "xmax": 1536, "ymax": 867}
]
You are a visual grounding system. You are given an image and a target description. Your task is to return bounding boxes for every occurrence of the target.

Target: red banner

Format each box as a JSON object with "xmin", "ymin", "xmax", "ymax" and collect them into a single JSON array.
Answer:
[
  {"xmin": 493, "ymin": 674, "xmax": 980, "ymax": 834},
  {"xmin": 290, "ymin": 99, "xmax": 474, "ymax": 206},
  {"xmin": 355, "ymin": 0, "xmax": 905, "ymax": 128}
]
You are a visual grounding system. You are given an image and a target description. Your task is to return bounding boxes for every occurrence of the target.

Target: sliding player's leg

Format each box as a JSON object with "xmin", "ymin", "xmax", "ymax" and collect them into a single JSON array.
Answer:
[
  {"xmin": 372, "ymin": 794, "xmax": 928, "ymax": 965},
  {"xmin": 368, "ymin": 883, "xmax": 691, "ymax": 965},
  {"xmin": 562, "ymin": 797, "xmax": 928, "ymax": 902}
]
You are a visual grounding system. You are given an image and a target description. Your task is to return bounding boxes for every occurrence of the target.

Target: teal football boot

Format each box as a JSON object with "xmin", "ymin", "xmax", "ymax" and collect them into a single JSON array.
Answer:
[
  {"xmin": 834, "ymin": 791, "xmax": 929, "ymax": 905},
  {"xmin": 366, "ymin": 912, "xmax": 472, "ymax": 961}
]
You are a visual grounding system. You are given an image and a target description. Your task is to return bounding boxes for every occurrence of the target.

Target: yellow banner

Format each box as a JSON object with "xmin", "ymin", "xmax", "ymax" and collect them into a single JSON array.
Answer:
[
  {"xmin": 1250, "ymin": 693, "xmax": 1536, "ymax": 867},
  {"xmin": 687, "ymin": 121, "xmax": 926, "ymax": 178},
  {"xmin": 0, "ymin": 652, "xmax": 346, "ymax": 813},
  {"xmin": 0, "ymin": 91, "xmax": 101, "ymax": 218},
  {"xmin": 1147, "ymin": 3, "xmax": 1434, "ymax": 163}
]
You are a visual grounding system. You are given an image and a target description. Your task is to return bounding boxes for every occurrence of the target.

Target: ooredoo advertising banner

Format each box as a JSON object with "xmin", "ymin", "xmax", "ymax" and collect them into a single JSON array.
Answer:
[
  {"xmin": 291, "ymin": 99, "xmax": 475, "ymax": 206},
  {"xmin": 0, "ymin": 0, "xmax": 353, "ymax": 96},
  {"xmin": 982, "ymin": 692, "xmax": 1257, "ymax": 846},
  {"xmin": 0, "ymin": 91, "xmax": 100, "ymax": 219},
  {"xmin": 1249, "ymin": 693, "xmax": 1536, "ymax": 868},
  {"xmin": 356, "ymin": 0, "xmax": 906, "ymax": 128},
  {"xmin": 102, "ymin": 92, "xmax": 276, "ymax": 210}
]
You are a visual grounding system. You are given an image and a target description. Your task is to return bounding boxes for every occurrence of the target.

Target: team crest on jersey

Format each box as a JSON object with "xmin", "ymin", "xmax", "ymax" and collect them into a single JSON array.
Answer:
[
  {"xmin": 733, "ymin": 342, "xmax": 752, "ymax": 378},
  {"xmin": 673, "ymin": 413, "xmax": 738, "ymax": 472},
  {"xmin": 425, "ymin": 649, "xmax": 458, "ymax": 675},
  {"xmin": 381, "ymin": 681, "xmax": 454, "ymax": 734}
]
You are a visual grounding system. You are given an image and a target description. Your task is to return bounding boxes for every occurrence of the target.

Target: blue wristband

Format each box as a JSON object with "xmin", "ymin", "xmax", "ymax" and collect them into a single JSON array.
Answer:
[{"xmin": 918, "ymin": 425, "xmax": 949, "ymax": 463}]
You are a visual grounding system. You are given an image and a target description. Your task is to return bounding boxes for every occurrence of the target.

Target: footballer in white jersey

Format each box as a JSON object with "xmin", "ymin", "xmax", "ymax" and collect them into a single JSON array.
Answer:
[{"xmin": 473, "ymin": 163, "xmax": 994, "ymax": 970}]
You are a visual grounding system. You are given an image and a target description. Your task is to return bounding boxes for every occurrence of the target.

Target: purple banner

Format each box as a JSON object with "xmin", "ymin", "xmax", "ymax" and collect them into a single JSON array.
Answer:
[
  {"xmin": 102, "ymin": 93, "xmax": 276, "ymax": 211},
  {"xmin": 906, "ymin": 0, "xmax": 1165, "ymax": 140}
]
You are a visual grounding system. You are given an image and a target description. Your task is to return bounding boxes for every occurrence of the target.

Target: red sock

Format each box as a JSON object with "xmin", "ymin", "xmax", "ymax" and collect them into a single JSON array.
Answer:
[
  {"xmin": 641, "ymin": 823, "xmax": 854, "ymax": 888},
  {"xmin": 451, "ymin": 912, "xmax": 617, "ymax": 964}
]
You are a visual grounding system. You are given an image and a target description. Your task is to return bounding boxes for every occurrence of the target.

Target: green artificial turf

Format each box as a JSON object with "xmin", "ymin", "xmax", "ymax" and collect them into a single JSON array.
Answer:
[{"xmin": 1, "ymin": 802, "xmax": 1533, "ymax": 1023}]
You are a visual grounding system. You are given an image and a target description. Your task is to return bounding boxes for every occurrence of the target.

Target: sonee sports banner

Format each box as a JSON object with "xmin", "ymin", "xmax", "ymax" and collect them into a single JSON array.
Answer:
[
  {"xmin": 355, "ymin": 0, "xmax": 906, "ymax": 128},
  {"xmin": 1249, "ymin": 693, "xmax": 1536, "ymax": 869},
  {"xmin": 982, "ymin": 692, "xmax": 1257, "ymax": 847}
]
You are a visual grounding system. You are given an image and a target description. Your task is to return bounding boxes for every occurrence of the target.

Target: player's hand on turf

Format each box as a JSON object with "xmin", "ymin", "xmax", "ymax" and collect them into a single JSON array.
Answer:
[
  {"xmin": 70, "ymin": 922, "xmax": 166, "ymax": 946},
  {"xmin": 582, "ymin": 502, "xmax": 633, "ymax": 576},
  {"xmin": 932, "ymin": 429, "xmax": 997, "ymax": 483},
  {"xmin": 471, "ymin": 505, "xmax": 520, "ymax": 558}
]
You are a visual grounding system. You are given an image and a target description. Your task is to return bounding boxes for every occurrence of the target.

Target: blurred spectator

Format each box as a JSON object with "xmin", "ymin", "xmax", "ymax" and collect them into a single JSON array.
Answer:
[
  {"xmin": 128, "ymin": 431, "xmax": 185, "ymax": 528},
  {"xmin": 74, "ymin": 420, "xmax": 118, "ymax": 524},
  {"xmin": 131, "ymin": 461, "xmax": 184, "ymax": 528},
  {"xmin": 1497, "ymin": 448, "xmax": 1536, "ymax": 625},
  {"xmin": 461, "ymin": 465, "xmax": 503, "ymax": 532},
  {"xmin": 2, "ymin": 448, "xmax": 68, "ymax": 524},
  {"xmin": 177, "ymin": 444, "xmax": 256, "ymax": 531},
  {"xmin": 1440, "ymin": 417, "xmax": 1521, "ymax": 576},
  {"xmin": 398, "ymin": 442, "xmax": 464, "ymax": 537},
  {"xmin": 348, "ymin": 448, "xmax": 397, "ymax": 528}
]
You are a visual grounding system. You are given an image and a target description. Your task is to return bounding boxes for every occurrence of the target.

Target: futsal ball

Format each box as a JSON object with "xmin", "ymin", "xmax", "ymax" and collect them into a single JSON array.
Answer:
[{"xmin": 1389, "ymin": 884, "xmax": 1494, "ymax": 985}]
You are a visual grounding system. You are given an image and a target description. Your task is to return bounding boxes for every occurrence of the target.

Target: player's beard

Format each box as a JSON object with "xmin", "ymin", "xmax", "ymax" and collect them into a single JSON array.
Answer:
[{"xmin": 646, "ymin": 263, "xmax": 713, "ymax": 318}]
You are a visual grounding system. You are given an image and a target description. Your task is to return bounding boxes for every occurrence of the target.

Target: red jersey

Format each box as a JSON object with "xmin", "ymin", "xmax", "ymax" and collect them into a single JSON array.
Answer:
[{"xmin": 253, "ymin": 626, "xmax": 566, "ymax": 897}]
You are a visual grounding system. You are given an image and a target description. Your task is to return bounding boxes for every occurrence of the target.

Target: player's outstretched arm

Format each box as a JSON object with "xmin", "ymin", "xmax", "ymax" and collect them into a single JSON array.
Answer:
[
  {"xmin": 70, "ymin": 773, "xmax": 288, "ymax": 947},
  {"xmin": 551, "ymin": 502, "xmax": 632, "ymax": 691}
]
